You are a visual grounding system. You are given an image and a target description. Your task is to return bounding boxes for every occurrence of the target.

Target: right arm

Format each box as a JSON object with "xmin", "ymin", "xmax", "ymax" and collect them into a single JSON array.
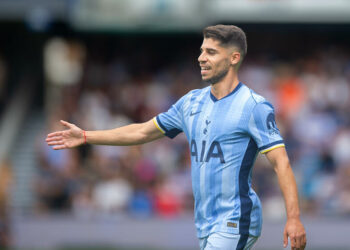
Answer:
[{"xmin": 46, "ymin": 119, "xmax": 164, "ymax": 150}]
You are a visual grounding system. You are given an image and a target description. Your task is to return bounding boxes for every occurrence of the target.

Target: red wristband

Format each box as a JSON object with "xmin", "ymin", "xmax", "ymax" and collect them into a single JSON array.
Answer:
[{"xmin": 83, "ymin": 130, "xmax": 87, "ymax": 144}]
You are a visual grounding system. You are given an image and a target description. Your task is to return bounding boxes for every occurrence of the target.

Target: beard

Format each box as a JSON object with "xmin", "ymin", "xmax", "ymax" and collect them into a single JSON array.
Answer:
[
  {"xmin": 203, "ymin": 67, "xmax": 229, "ymax": 85},
  {"xmin": 202, "ymin": 60, "xmax": 230, "ymax": 85}
]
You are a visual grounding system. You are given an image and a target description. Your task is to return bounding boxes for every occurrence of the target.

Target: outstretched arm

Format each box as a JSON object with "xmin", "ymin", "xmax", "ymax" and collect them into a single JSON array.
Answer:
[
  {"xmin": 46, "ymin": 119, "xmax": 164, "ymax": 150},
  {"xmin": 265, "ymin": 147, "xmax": 306, "ymax": 250}
]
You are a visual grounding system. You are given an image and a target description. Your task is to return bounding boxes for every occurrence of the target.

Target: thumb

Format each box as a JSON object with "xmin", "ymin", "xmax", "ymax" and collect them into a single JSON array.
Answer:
[
  {"xmin": 283, "ymin": 229, "xmax": 288, "ymax": 248},
  {"xmin": 60, "ymin": 120, "xmax": 73, "ymax": 129}
]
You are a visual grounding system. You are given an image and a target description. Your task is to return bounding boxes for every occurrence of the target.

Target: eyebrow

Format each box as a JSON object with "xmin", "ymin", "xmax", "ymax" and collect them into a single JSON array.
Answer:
[{"xmin": 200, "ymin": 48, "xmax": 218, "ymax": 53}]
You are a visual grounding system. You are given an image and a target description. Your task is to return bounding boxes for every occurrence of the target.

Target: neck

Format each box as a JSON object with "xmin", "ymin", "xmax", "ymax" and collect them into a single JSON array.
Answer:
[{"xmin": 210, "ymin": 70, "xmax": 240, "ymax": 100}]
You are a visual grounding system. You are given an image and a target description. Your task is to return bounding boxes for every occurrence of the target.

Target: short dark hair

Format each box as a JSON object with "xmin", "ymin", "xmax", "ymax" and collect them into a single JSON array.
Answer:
[{"xmin": 203, "ymin": 24, "xmax": 247, "ymax": 58}]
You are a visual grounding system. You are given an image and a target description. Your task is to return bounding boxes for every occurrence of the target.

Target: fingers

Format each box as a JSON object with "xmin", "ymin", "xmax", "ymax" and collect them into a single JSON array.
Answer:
[
  {"xmin": 47, "ymin": 140, "xmax": 62, "ymax": 146},
  {"xmin": 283, "ymin": 229, "xmax": 288, "ymax": 248},
  {"xmin": 299, "ymin": 234, "xmax": 306, "ymax": 250},
  {"xmin": 46, "ymin": 136, "xmax": 64, "ymax": 146},
  {"xmin": 47, "ymin": 131, "xmax": 62, "ymax": 138},
  {"xmin": 295, "ymin": 231, "xmax": 306, "ymax": 250},
  {"xmin": 295, "ymin": 235, "xmax": 301, "ymax": 249},
  {"xmin": 289, "ymin": 234, "xmax": 300, "ymax": 249},
  {"xmin": 289, "ymin": 235, "xmax": 306, "ymax": 250},
  {"xmin": 52, "ymin": 144, "xmax": 67, "ymax": 150},
  {"xmin": 46, "ymin": 137, "xmax": 69, "ymax": 150},
  {"xmin": 302, "ymin": 234, "xmax": 307, "ymax": 249},
  {"xmin": 46, "ymin": 133, "xmax": 64, "ymax": 148},
  {"xmin": 46, "ymin": 136, "xmax": 62, "ymax": 143},
  {"xmin": 290, "ymin": 235, "xmax": 296, "ymax": 250}
]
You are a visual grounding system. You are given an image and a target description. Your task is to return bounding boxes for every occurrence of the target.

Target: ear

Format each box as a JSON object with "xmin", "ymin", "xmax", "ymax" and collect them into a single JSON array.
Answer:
[{"xmin": 230, "ymin": 51, "xmax": 241, "ymax": 65}]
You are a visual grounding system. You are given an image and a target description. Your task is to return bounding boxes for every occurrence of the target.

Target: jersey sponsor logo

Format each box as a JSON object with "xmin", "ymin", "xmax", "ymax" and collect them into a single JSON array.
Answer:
[
  {"xmin": 190, "ymin": 139, "xmax": 225, "ymax": 163},
  {"xmin": 266, "ymin": 112, "xmax": 279, "ymax": 135}
]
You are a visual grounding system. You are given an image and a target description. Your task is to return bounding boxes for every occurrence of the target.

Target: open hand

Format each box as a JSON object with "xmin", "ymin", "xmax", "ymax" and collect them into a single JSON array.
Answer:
[
  {"xmin": 284, "ymin": 218, "xmax": 306, "ymax": 250},
  {"xmin": 46, "ymin": 120, "xmax": 85, "ymax": 150}
]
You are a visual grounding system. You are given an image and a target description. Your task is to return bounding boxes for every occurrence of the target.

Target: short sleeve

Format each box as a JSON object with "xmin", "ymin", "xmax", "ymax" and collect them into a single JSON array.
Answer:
[
  {"xmin": 153, "ymin": 96, "xmax": 185, "ymax": 139},
  {"xmin": 247, "ymin": 101, "xmax": 285, "ymax": 154}
]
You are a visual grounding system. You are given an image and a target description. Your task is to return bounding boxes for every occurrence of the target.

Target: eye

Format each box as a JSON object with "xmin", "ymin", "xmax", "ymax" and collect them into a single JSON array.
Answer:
[{"xmin": 207, "ymin": 49, "xmax": 216, "ymax": 55}]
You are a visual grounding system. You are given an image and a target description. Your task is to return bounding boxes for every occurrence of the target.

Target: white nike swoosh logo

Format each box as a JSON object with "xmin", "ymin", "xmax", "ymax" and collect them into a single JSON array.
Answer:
[{"xmin": 190, "ymin": 111, "xmax": 201, "ymax": 116}]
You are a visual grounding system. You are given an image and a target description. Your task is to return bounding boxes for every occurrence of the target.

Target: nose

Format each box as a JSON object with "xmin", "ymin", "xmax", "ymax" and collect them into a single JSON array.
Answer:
[{"xmin": 198, "ymin": 51, "xmax": 207, "ymax": 63}]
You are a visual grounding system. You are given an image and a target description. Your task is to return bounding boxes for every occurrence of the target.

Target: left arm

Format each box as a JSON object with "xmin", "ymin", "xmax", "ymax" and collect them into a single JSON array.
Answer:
[{"xmin": 265, "ymin": 147, "xmax": 307, "ymax": 250}]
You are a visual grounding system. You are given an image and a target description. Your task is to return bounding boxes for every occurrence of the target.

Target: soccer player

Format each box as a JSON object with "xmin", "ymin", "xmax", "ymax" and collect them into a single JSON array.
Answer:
[{"xmin": 46, "ymin": 25, "xmax": 306, "ymax": 250}]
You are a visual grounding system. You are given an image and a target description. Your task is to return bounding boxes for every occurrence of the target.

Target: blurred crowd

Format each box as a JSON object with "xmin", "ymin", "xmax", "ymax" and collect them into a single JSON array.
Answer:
[
  {"xmin": 0, "ymin": 55, "xmax": 8, "ymax": 119},
  {"xmin": 35, "ymin": 37, "xmax": 350, "ymax": 220},
  {"xmin": 0, "ymin": 55, "xmax": 11, "ymax": 248}
]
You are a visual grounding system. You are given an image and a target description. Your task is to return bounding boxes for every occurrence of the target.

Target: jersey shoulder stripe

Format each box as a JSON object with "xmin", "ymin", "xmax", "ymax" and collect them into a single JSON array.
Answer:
[
  {"xmin": 153, "ymin": 117, "xmax": 165, "ymax": 134},
  {"xmin": 259, "ymin": 141, "xmax": 285, "ymax": 154}
]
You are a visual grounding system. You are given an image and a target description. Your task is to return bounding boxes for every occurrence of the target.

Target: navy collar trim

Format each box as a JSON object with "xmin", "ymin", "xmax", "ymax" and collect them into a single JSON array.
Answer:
[{"xmin": 210, "ymin": 82, "xmax": 243, "ymax": 102}]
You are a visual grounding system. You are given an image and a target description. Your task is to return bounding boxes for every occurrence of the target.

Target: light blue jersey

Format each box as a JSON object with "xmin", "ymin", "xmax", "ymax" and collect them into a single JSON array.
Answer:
[{"xmin": 153, "ymin": 82, "xmax": 284, "ymax": 238}]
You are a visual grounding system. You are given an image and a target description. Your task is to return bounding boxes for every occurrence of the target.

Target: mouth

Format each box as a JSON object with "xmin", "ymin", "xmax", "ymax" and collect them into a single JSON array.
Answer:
[{"xmin": 200, "ymin": 66, "xmax": 211, "ymax": 75}]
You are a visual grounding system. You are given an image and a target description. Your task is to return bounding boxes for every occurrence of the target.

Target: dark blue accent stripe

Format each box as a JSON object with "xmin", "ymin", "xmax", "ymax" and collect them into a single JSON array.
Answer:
[
  {"xmin": 236, "ymin": 234, "xmax": 249, "ymax": 250},
  {"xmin": 262, "ymin": 101, "xmax": 274, "ymax": 110},
  {"xmin": 156, "ymin": 116, "xmax": 168, "ymax": 133},
  {"xmin": 238, "ymin": 138, "xmax": 258, "ymax": 238},
  {"xmin": 166, "ymin": 128, "xmax": 182, "ymax": 139},
  {"xmin": 210, "ymin": 82, "xmax": 242, "ymax": 102},
  {"xmin": 259, "ymin": 140, "xmax": 284, "ymax": 151},
  {"xmin": 210, "ymin": 92, "xmax": 217, "ymax": 102},
  {"xmin": 156, "ymin": 116, "xmax": 182, "ymax": 139}
]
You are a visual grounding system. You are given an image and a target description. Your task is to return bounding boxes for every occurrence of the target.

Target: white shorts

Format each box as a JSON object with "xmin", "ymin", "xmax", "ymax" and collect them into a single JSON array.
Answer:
[{"xmin": 199, "ymin": 232, "xmax": 258, "ymax": 250}]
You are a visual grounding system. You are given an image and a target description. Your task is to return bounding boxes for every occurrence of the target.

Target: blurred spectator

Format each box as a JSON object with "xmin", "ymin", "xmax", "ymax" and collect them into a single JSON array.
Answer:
[
  {"xmin": 91, "ymin": 150, "xmax": 133, "ymax": 213},
  {"xmin": 128, "ymin": 189, "xmax": 153, "ymax": 218},
  {"xmin": 274, "ymin": 63, "xmax": 306, "ymax": 121},
  {"xmin": 44, "ymin": 38, "xmax": 85, "ymax": 87},
  {"xmin": 153, "ymin": 173, "xmax": 182, "ymax": 218}
]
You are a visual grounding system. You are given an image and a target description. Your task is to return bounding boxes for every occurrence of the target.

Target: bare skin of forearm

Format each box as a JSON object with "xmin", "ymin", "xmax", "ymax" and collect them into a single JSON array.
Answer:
[
  {"xmin": 86, "ymin": 124, "xmax": 145, "ymax": 146},
  {"xmin": 266, "ymin": 147, "xmax": 306, "ymax": 249},
  {"xmin": 86, "ymin": 122, "xmax": 163, "ymax": 146},
  {"xmin": 274, "ymin": 162, "xmax": 300, "ymax": 219},
  {"xmin": 266, "ymin": 147, "xmax": 300, "ymax": 218}
]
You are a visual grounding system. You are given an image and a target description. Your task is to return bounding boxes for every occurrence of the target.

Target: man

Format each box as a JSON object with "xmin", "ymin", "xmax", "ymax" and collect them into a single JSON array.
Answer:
[{"xmin": 46, "ymin": 25, "xmax": 306, "ymax": 250}]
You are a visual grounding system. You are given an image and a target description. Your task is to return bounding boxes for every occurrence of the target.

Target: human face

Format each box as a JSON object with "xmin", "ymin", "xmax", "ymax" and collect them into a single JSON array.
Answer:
[{"xmin": 198, "ymin": 38, "xmax": 231, "ymax": 85}]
